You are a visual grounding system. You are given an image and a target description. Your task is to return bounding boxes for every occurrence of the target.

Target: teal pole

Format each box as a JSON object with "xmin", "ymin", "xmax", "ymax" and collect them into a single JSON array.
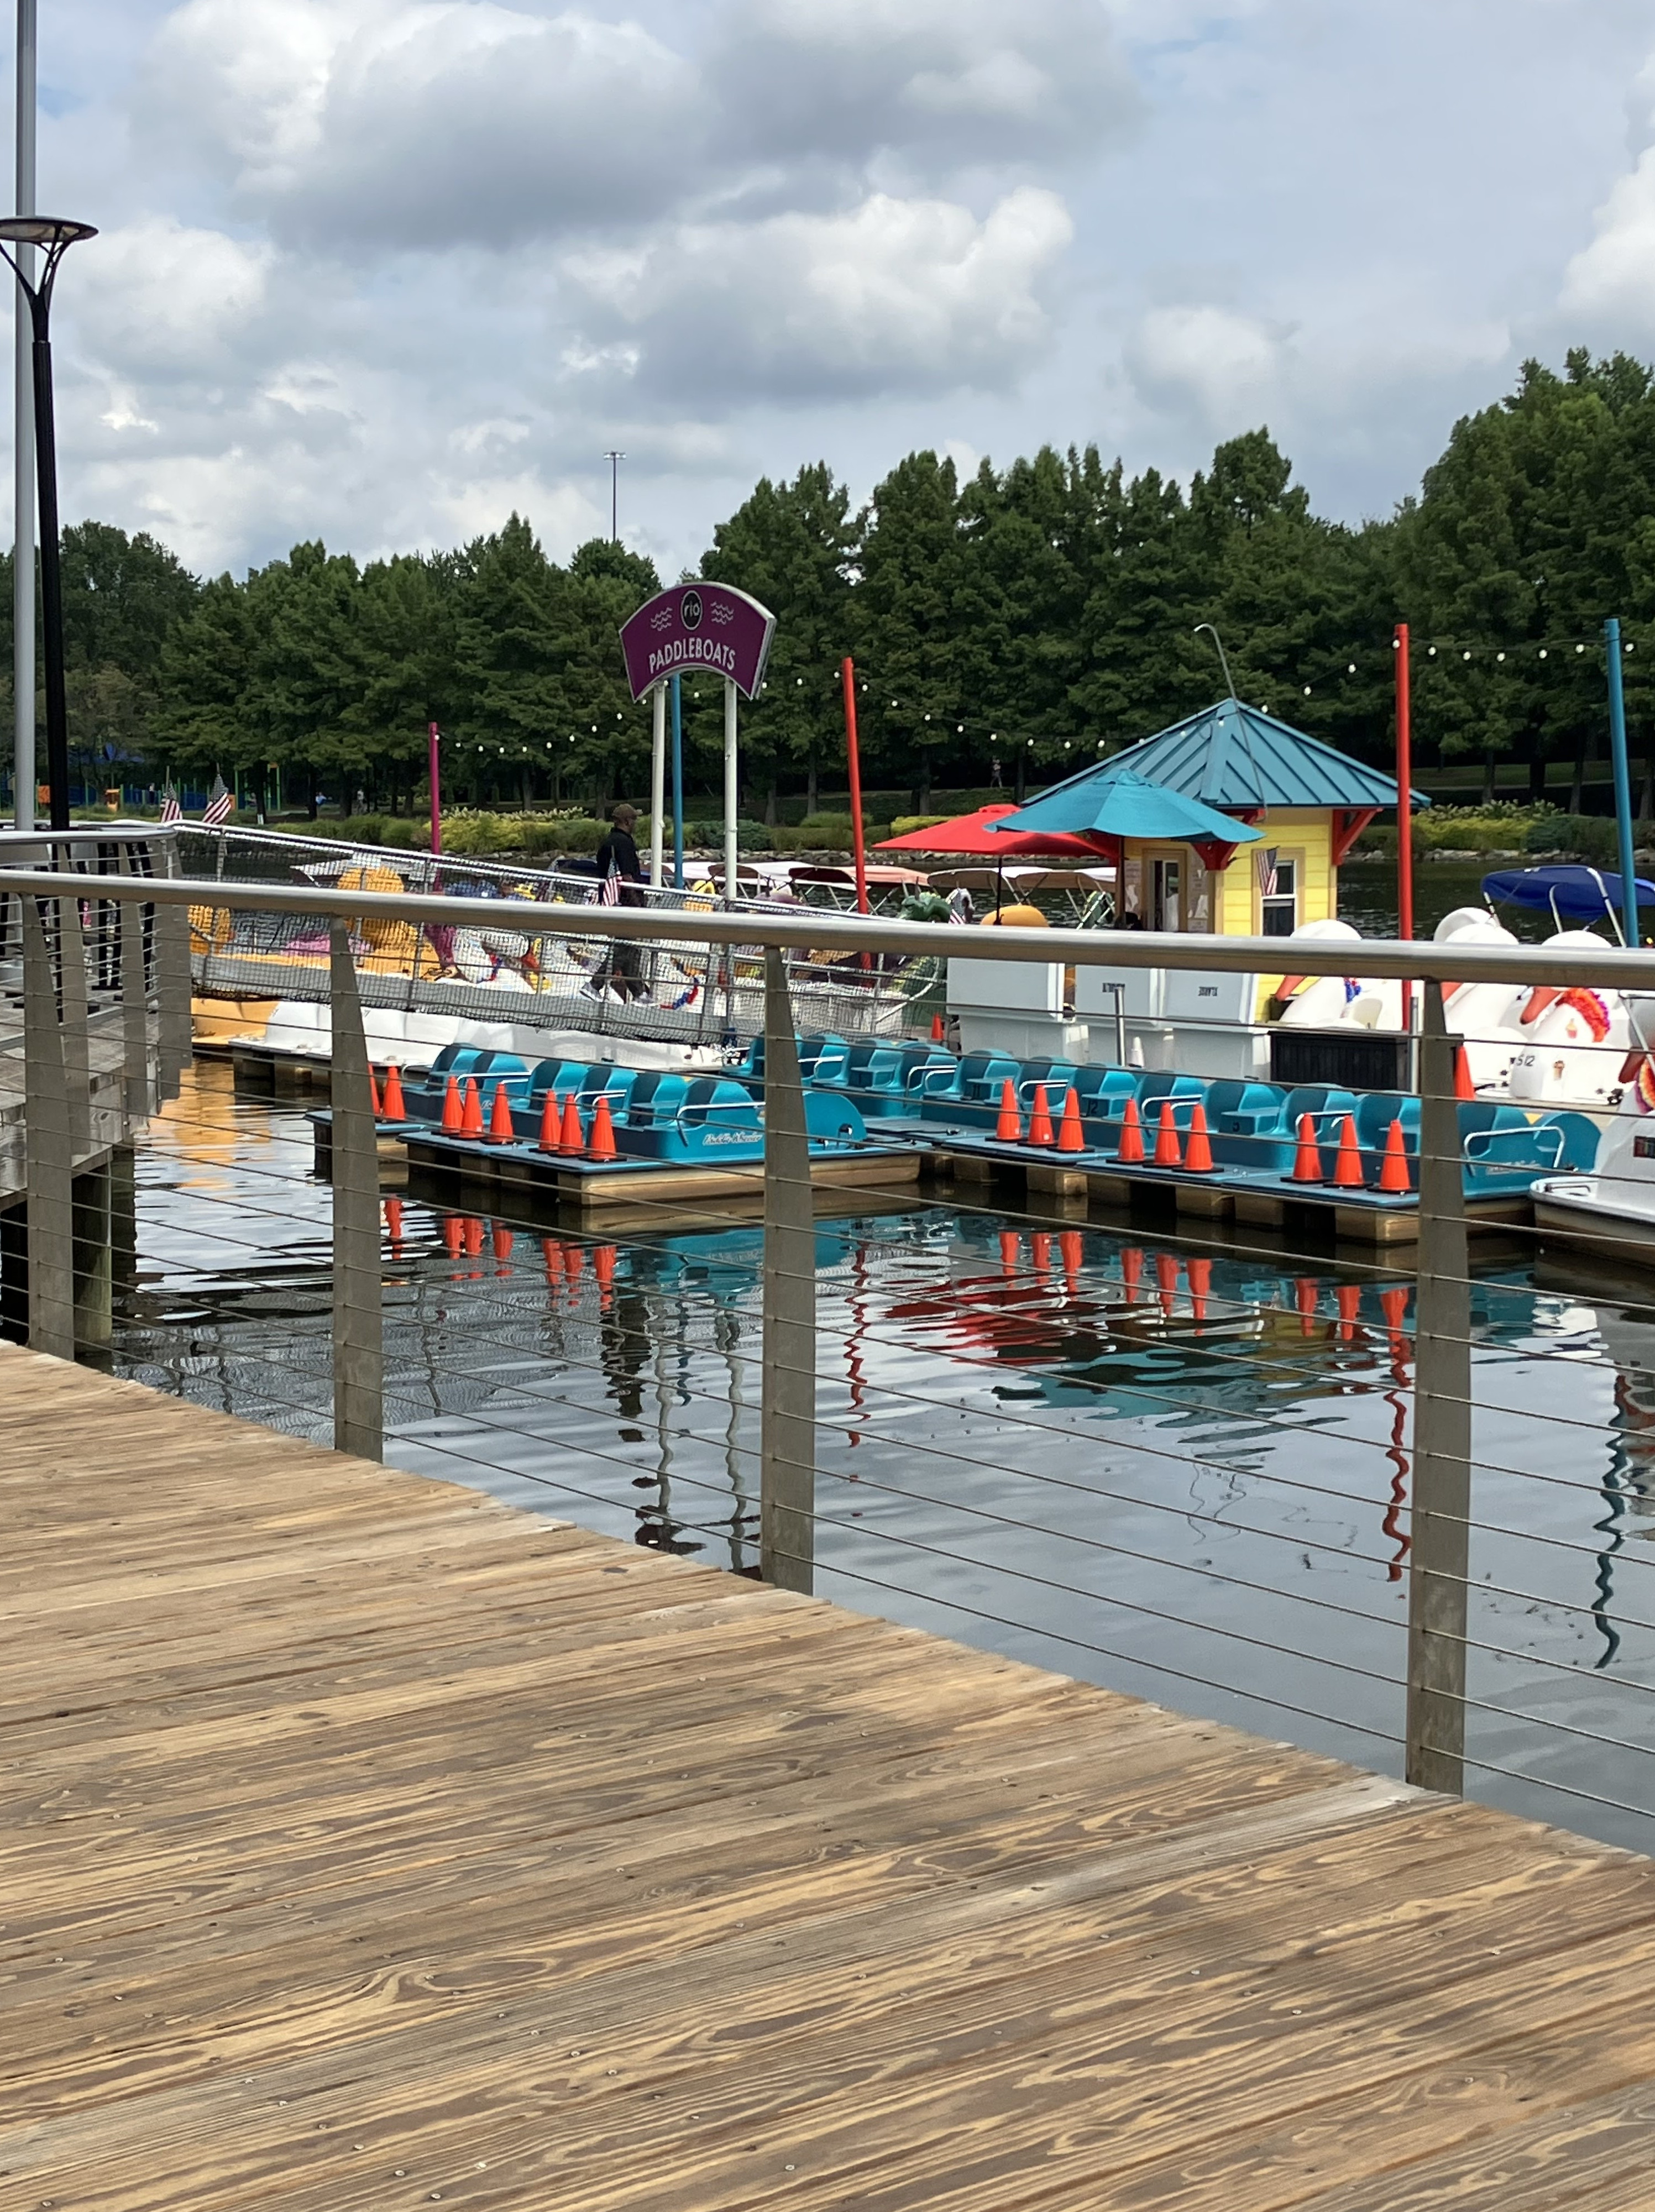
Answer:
[
  {"xmin": 669, "ymin": 672, "xmax": 684, "ymax": 888},
  {"xmin": 1606, "ymin": 617, "xmax": 1640, "ymax": 947}
]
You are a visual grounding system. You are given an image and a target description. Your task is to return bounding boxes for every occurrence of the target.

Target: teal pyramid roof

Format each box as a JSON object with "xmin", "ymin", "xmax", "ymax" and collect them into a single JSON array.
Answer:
[{"xmin": 1040, "ymin": 699, "xmax": 1422, "ymax": 814}]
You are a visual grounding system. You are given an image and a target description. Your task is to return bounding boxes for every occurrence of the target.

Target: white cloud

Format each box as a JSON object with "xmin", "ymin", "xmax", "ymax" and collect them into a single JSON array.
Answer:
[
  {"xmin": 565, "ymin": 186, "xmax": 1075, "ymax": 401},
  {"xmin": 1563, "ymin": 157, "xmax": 1655, "ymax": 329},
  {"xmin": 70, "ymin": 217, "xmax": 274, "ymax": 375},
  {"xmin": 1125, "ymin": 304, "xmax": 1282, "ymax": 428}
]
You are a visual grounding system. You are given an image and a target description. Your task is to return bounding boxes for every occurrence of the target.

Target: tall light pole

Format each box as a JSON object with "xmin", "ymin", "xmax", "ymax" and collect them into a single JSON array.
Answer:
[
  {"xmin": 13, "ymin": 0, "xmax": 34, "ymax": 829},
  {"xmin": 605, "ymin": 449, "xmax": 624, "ymax": 543},
  {"xmin": 0, "ymin": 214, "xmax": 96, "ymax": 830}
]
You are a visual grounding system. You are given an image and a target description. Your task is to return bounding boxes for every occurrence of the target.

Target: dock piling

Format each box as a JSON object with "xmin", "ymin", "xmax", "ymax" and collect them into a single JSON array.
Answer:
[
  {"xmin": 760, "ymin": 946, "xmax": 815, "ymax": 1594},
  {"xmin": 328, "ymin": 921, "xmax": 384, "ymax": 1461},
  {"xmin": 22, "ymin": 894, "xmax": 74, "ymax": 1359}
]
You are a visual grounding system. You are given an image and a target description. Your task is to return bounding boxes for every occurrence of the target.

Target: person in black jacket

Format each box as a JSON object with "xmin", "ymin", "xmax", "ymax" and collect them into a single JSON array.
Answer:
[{"xmin": 591, "ymin": 802, "xmax": 649, "ymax": 999}]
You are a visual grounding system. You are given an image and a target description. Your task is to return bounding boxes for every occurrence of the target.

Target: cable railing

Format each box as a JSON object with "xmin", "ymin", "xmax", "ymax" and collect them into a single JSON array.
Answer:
[{"xmin": 6, "ymin": 854, "xmax": 1655, "ymax": 1857}]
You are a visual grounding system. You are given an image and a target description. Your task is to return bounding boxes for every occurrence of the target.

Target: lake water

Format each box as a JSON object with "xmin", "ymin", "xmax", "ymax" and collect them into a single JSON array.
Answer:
[{"xmin": 117, "ymin": 1066, "xmax": 1655, "ymax": 1853}]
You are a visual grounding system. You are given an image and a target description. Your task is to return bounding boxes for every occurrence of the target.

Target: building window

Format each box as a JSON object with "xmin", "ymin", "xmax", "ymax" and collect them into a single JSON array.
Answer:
[{"xmin": 1260, "ymin": 856, "xmax": 1298, "ymax": 936}]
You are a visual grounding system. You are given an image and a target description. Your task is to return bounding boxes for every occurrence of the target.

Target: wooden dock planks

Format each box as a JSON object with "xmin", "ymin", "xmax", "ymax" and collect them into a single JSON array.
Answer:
[{"xmin": 2, "ymin": 1349, "xmax": 1655, "ymax": 2207}]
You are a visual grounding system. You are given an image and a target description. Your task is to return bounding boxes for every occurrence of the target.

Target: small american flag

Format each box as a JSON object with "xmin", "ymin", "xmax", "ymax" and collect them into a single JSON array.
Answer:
[
  {"xmin": 1254, "ymin": 845, "xmax": 1279, "ymax": 898},
  {"xmin": 159, "ymin": 785, "xmax": 182, "ymax": 826},
  {"xmin": 201, "ymin": 775, "xmax": 233, "ymax": 829},
  {"xmin": 593, "ymin": 867, "xmax": 621, "ymax": 907}
]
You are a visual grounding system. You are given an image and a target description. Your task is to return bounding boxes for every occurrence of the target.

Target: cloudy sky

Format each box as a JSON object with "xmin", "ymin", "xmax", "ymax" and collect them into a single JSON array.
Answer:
[{"xmin": 25, "ymin": 0, "xmax": 1655, "ymax": 578}]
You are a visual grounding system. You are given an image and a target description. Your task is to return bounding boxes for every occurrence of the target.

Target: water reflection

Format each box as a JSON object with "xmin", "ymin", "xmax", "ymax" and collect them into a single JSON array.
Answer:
[{"xmin": 117, "ymin": 1072, "xmax": 1655, "ymax": 1851}]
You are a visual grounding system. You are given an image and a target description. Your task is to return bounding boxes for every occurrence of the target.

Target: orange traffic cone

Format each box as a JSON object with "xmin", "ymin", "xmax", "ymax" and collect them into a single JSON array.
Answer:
[
  {"xmin": 1295, "ymin": 1277, "xmax": 1319, "ymax": 1338},
  {"xmin": 1329, "ymin": 1113, "xmax": 1364, "ymax": 1189},
  {"xmin": 460, "ymin": 1078, "xmax": 484, "ymax": 1138},
  {"xmin": 1120, "ymin": 1247, "xmax": 1143, "ymax": 1302},
  {"xmin": 1454, "ymin": 1046, "xmax": 1475, "ymax": 1101},
  {"xmin": 1117, "ymin": 1097, "xmax": 1145, "ymax": 1165},
  {"xmin": 588, "ymin": 1094, "xmax": 618, "ymax": 1162},
  {"xmin": 559, "ymin": 1093, "xmax": 584, "ymax": 1156},
  {"xmin": 1027, "ymin": 1083, "xmax": 1055, "ymax": 1147},
  {"xmin": 930, "ymin": 1013, "xmax": 945, "ymax": 1043},
  {"xmin": 999, "ymin": 1230, "xmax": 1019, "ymax": 1275},
  {"xmin": 1057, "ymin": 1087, "xmax": 1085, "ymax": 1154},
  {"xmin": 1155, "ymin": 1251, "xmax": 1178, "ymax": 1315},
  {"xmin": 1187, "ymin": 1255, "xmax": 1211, "ymax": 1321},
  {"xmin": 491, "ymin": 1223, "xmax": 514, "ymax": 1265},
  {"xmin": 369, "ymin": 1066, "xmax": 383, "ymax": 1117},
  {"xmin": 1153, "ymin": 1101, "xmax": 1182, "ymax": 1168},
  {"xmin": 994, "ymin": 1079, "xmax": 1022, "ymax": 1143},
  {"xmin": 488, "ymin": 1081, "xmax": 515, "ymax": 1143},
  {"xmin": 1059, "ymin": 1229, "xmax": 1083, "ymax": 1294},
  {"xmin": 383, "ymin": 1196, "xmax": 404, "ymax": 1250},
  {"xmin": 1290, "ymin": 1112, "xmax": 1321, "ymax": 1183},
  {"xmin": 441, "ymin": 1074, "xmax": 462, "ymax": 1132},
  {"xmin": 538, "ymin": 1092, "xmax": 560, "ymax": 1152},
  {"xmin": 1185, "ymin": 1100, "xmax": 1214, "ymax": 1173},
  {"xmin": 441, "ymin": 1214, "xmax": 462, "ymax": 1259},
  {"xmin": 1336, "ymin": 1282, "xmax": 1361, "ymax": 1340},
  {"xmin": 1377, "ymin": 1119, "xmax": 1411, "ymax": 1193},
  {"xmin": 381, "ymin": 1063, "xmax": 406, "ymax": 1121}
]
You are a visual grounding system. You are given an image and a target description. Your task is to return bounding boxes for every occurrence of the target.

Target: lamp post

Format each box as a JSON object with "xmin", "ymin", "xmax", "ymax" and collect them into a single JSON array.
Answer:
[{"xmin": 0, "ymin": 216, "xmax": 97, "ymax": 831}]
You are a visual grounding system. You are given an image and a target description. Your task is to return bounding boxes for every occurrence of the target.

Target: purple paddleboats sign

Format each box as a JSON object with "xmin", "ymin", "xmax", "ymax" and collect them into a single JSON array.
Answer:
[{"xmin": 619, "ymin": 582, "xmax": 776, "ymax": 703}]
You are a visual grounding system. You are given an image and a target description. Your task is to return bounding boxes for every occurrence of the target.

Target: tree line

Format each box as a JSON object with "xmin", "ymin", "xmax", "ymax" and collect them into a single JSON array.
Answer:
[{"xmin": 11, "ymin": 346, "xmax": 1655, "ymax": 817}]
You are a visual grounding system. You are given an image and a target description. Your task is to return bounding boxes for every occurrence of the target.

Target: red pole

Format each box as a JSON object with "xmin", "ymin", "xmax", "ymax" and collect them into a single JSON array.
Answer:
[
  {"xmin": 842, "ymin": 656, "xmax": 869, "ymax": 916},
  {"xmin": 1394, "ymin": 622, "xmax": 1413, "ymax": 1033},
  {"xmin": 428, "ymin": 720, "xmax": 442, "ymax": 858}
]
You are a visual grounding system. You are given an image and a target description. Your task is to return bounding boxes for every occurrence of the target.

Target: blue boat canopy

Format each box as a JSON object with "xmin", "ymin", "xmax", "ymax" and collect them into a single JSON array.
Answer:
[
  {"xmin": 1482, "ymin": 864, "xmax": 1655, "ymax": 924},
  {"xmin": 989, "ymin": 769, "xmax": 1263, "ymax": 848}
]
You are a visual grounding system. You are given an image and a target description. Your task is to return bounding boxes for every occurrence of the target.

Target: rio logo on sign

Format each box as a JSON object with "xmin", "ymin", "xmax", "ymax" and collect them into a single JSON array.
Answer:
[{"xmin": 619, "ymin": 582, "xmax": 776, "ymax": 702}]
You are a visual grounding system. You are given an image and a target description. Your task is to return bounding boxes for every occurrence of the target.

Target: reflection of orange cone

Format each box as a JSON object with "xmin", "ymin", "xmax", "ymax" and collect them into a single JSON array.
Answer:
[
  {"xmin": 1187, "ymin": 1255, "xmax": 1211, "ymax": 1320},
  {"xmin": 994, "ymin": 1080, "xmax": 1021, "ymax": 1143},
  {"xmin": 1117, "ymin": 1097, "xmax": 1145, "ymax": 1165},
  {"xmin": 1290, "ymin": 1112, "xmax": 1321, "ymax": 1183},
  {"xmin": 1295, "ymin": 1277, "xmax": 1319, "ymax": 1336},
  {"xmin": 384, "ymin": 1196, "xmax": 404, "ymax": 1250},
  {"xmin": 1028, "ymin": 1084, "xmax": 1054, "ymax": 1147},
  {"xmin": 1153, "ymin": 1102, "xmax": 1182, "ymax": 1167},
  {"xmin": 488, "ymin": 1082, "xmax": 515, "ymax": 1143},
  {"xmin": 565, "ymin": 1243, "xmax": 584, "ymax": 1289},
  {"xmin": 369, "ymin": 1066, "xmax": 383, "ymax": 1117},
  {"xmin": 463, "ymin": 1215, "xmax": 484, "ymax": 1259},
  {"xmin": 1121, "ymin": 1247, "xmax": 1143, "ymax": 1302},
  {"xmin": 1059, "ymin": 1229, "xmax": 1082, "ymax": 1293},
  {"xmin": 999, "ymin": 1230, "xmax": 1019, "ymax": 1275},
  {"xmin": 491, "ymin": 1223, "xmax": 514, "ymax": 1265},
  {"xmin": 1454, "ymin": 1046, "xmax": 1475, "ymax": 1101},
  {"xmin": 538, "ymin": 1093, "xmax": 560, "ymax": 1151},
  {"xmin": 1057, "ymin": 1088, "xmax": 1084, "ymax": 1154},
  {"xmin": 931, "ymin": 1014, "xmax": 945, "ymax": 1043},
  {"xmin": 1329, "ymin": 1114, "xmax": 1364, "ymax": 1188},
  {"xmin": 1155, "ymin": 1251, "xmax": 1178, "ymax": 1315},
  {"xmin": 1335, "ymin": 1282, "xmax": 1361, "ymax": 1340},
  {"xmin": 441, "ymin": 1075, "xmax": 462, "ymax": 1132},
  {"xmin": 382, "ymin": 1064, "xmax": 406, "ymax": 1121},
  {"xmin": 593, "ymin": 1244, "xmax": 616, "ymax": 1307},
  {"xmin": 1031, "ymin": 1232, "xmax": 1052, "ymax": 1274},
  {"xmin": 1379, "ymin": 1284, "xmax": 1408, "ymax": 1334},
  {"xmin": 1185, "ymin": 1101, "xmax": 1214, "ymax": 1173},
  {"xmin": 441, "ymin": 1214, "xmax": 462, "ymax": 1259},
  {"xmin": 460, "ymin": 1078, "xmax": 484, "ymax": 1137},
  {"xmin": 542, "ymin": 1236, "xmax": 563, "ymax": 1285},
  {"xmin": 588, "ymin": 1095, "xmax": 618, "ymax": 1162},
  {"xmin": 1378, "ymin": 1120, "xmax": 1411, "ymax": 1193}
]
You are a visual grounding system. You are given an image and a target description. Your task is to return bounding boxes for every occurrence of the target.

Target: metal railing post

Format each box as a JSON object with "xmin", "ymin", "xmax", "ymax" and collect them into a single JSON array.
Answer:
[
  {"xmin": 329, "ymin": 919, "xmax": 383, "ymax": 1460},
  {"xmin": 155, "ymin": 845, "xmax": 191, "ymax": 1100},
  {"xmin": 56, "ymin": 886, "xmax": 90, "ymax": 1161},
  {"xmin": 1406, "ymin": 979, "xmax": 1472, "ymax": 1793},
  {"xmin": 760, "ymin": 945, "xmax": 815, "ymax": 1592},
  {"xmin": 22, "ymin": 893, "xmax": 72, "ymax": 1357}
]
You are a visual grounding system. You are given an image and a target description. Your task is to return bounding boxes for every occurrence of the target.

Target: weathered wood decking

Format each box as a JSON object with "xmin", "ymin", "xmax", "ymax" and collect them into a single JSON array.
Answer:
[{"xmin": 4, "ymin": 1349, "xmax": 1655, "ymax": 2209}]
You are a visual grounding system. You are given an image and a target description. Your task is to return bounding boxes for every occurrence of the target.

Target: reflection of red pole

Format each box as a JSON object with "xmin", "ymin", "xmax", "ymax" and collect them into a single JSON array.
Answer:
[
  {"xmin": 842, "ymin": 657, "xmax": 868, "ymax": 916},
  {"xmin": 1395, "ymin": 625, "xmax": 1412, "ymax": 1034},
  {"xmin": 428, "ymin": 721, "xmax": 443, "ymax": 857}
]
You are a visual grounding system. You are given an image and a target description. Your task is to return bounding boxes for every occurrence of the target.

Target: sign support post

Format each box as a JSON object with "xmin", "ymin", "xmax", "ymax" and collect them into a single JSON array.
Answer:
[
  {"xmin": 723, "ymin": 678, "xmax": 739, "ymax": 905},
  {"xmin": 671, "ymin": 673, "xmax": 685, "ymax": 889},
  {"xmin": 649, "ymin": 680, "xmax": 667, "ymax": 890}
]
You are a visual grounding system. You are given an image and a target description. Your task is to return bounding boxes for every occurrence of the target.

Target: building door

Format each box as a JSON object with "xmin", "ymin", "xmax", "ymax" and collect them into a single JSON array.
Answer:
[{"xmin": 1151, "ymin": 857, "xmax": 1182, "ymax": 932}]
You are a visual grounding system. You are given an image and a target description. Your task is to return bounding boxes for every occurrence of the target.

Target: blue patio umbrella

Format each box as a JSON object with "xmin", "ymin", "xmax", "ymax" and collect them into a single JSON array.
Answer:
[
  {"xmin": 987, "ymin": 768, "xmax": 1264, "ymax": 849},
  {"xmin": 1482, "ymin": 864, "xmax": 1655, "ymax": 929}
]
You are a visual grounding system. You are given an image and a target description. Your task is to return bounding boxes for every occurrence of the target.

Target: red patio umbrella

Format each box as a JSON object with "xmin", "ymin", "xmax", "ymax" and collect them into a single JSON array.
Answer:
[{"xmin": 873, "ymin": 804, "xmax": 1108, "ymax": 862}]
